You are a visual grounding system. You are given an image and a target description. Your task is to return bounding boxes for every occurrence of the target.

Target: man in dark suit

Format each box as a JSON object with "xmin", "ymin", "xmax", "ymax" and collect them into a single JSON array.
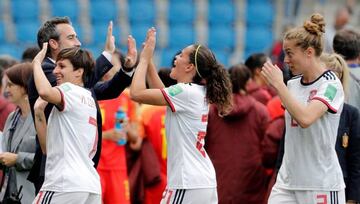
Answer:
[{"xmin": 27, "ymin": 17, "xmax": 137, "ymax": 194}]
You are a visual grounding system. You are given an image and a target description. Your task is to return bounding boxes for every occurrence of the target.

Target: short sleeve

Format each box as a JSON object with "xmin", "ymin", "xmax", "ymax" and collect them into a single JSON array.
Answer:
[
  {"xmin": 160, "ymin": 84, "xmax": 188, "ymax": 112},
  {"xmin": 312, "ymin": 80, "xmax": 344, "ymax": 113}
]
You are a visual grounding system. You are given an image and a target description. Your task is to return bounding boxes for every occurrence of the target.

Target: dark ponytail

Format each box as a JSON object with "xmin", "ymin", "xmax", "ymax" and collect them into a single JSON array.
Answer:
[{"xmin": 189, "ymin": 45, "xmax": 232, "ymax": 114}]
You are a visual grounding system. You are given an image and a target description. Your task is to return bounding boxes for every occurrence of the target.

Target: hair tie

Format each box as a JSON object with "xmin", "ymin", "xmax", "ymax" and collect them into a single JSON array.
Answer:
[{"xmin": 195, "ymin": 45, "xmax": 203, "ymax": 78}]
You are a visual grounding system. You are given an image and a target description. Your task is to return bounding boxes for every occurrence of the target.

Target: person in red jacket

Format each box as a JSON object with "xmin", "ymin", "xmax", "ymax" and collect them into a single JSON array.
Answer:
[
  {"xmin": 205, "ymin": 64, "xmax": 270, "ymax": 204},
  {"xmin": 245, "ymin": 53, "xmax": 276, "ymax": 105}
]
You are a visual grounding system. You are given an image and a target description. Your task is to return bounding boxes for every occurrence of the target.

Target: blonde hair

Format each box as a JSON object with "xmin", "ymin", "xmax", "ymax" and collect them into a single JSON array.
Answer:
[
  {"xmin": 284, "ymin": 13, "xmax": 325, "ymax": 56},
  {"xmin": 320, "ymin": 53, "xmax": 349, "ymax": 98}
]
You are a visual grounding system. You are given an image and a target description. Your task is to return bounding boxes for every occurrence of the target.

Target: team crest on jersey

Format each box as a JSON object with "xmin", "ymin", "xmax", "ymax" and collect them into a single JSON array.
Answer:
[
  {"xmin": 61, "ymin": 84, "xmax": 71, "ymax": 92},
  {"xmin": 168, "ymin": 85, "xmax": 183, "ymax": 96},
  {"xmin": 324, "ymin": 84, "xmax": 337, "ymax": 101},
  {"xmin": 308, "ymin": 89, "xmax": 317, "ymax": 102}
]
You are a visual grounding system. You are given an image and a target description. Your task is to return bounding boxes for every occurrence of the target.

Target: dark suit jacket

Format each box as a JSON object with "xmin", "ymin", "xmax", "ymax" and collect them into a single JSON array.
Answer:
[
  {"xmin": 27, "ymin": 54, "xmax": 132, "ymax": 193},
  {"xmin": 336, "ymin": 103, "xmax": 360, "ymax": 202}
]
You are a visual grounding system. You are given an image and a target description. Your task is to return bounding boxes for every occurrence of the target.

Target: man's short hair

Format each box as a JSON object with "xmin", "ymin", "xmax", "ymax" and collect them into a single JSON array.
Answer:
[{"xmin": 333, "ymin": 29, "xmax": 360, "ymax": 60}]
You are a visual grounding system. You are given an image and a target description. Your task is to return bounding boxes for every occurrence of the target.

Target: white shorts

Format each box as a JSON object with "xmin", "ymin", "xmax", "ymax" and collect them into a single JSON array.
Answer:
[
  {"xmin": 268, "ymin": 185, "xmax": 345, "ymax": 204},
  {"xmin": 160, "ymin": 187, "xmax": 218, "ymax": 204},
  {"xmin": 32, "ymin": 191, "xmax": 101, "ymax": 204}
]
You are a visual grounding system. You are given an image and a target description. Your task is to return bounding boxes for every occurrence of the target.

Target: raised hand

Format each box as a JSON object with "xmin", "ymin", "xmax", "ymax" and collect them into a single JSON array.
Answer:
[
  {"xmin": 261, "ymin": 61, "xmax": 284, "ymax": 89},
  {"xmin": 32, "ymin": 42, "xmax": 48, "ymax": 65},
  {"xmin": 104, "ymin": 21, "xmax": 115, "ymax": 54},
  {"xmin": 140, "ymin": 27, "xmax": 156, "ymax": 62},
  {"xmin": 124, "ymin": 35, "xmax": 138, "ymax": 69}
]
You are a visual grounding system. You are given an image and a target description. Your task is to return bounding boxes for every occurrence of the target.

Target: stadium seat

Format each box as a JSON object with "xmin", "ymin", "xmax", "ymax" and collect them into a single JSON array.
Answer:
[
  {"xmin": 208, "ymin": 25, "xmax": 235, "ymax": 51},
  {"xmin": 0, "ymin": 44, "xmax": 22, "ymax": 59},
  {"xmin": 245, "ymin": 26, "xmax": 273, "ymax": 54},
  {"xmin": 159, "ymin": 48, "xmax": 180, "ymax": 68},
  {"xmin": 168, "ymin": 24, "xmax": 195, "ymax": 48},
  {"xmin": 168, "ymin": 2, "xmax": 195, "ymax": 25},
  {"xmin": 128, "ymin": 1, "xmax": 155, "ymax": 24},
  {"xmin": 0, "ymin": 22, "xmax": 5, "ymax": 43},
  {"xmin": 11, "ymin": 0, "xmax": 39, "ymax": 23},
  {"xmin": 212, "ymin": 49, "xmax": 229, "ymax": 67},
  {"xmin": 208, "ymin": 2, "xmax": 235, "ymax": 25},
  {"xmin": 50, "ymin": 0, "xmax": 79, "ymax": 21},
  {"xmin": 15, "ymin": 22, "xmax": 40, "ymax": 43},
  {"xmin": 89, "ymin": 0, "xmax": 118, "ymax": 23},
  {"xmin": 91, "ymin": 23, "xmax": 120, "ymax": 45},
  {"xmin": 246, "ymin": 2, "xmax": 274, "ymax": 27},
  {"xmin": 130, "ymin": 23, "xmax": 154, "ymax": 46}
]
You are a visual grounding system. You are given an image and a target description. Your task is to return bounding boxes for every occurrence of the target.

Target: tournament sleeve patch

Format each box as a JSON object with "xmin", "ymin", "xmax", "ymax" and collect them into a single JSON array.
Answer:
[
  {"xmin": 168, "ymin": 84, "xmax": 183, "ymax": 96},
  {"xmin": 61, "ymin": 83, "xmax": 72, "ymax": 92},
  {"xmin": 324, "ymin": 84, "xmax": 337, "ymax": 101},
  {"xmin": 160, "ymin": 89, "xmax": 176, "ymax": 112}
]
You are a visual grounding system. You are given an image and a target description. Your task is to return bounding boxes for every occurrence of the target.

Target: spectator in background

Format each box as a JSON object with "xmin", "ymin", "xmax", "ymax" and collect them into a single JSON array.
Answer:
[
  {"xmin": 321, "ymin": 53, "xmax": 360, "ymax": 204},
  {"xmin": 0, "ymin": 56, "xmax": 18, "ymax": 97},
  {"xmin": 205, "ymin": 64, "xmax": 270, "ymax": 204},
  {"xmin": 262, "ymin": 13, "xmax": 345, "ymax": 203},
  {"xmin": 324, "ymin": 7, "xmax": 352, "ymax": 53},
  {"xmin": 130, "ymin": 28, "xmax": 232, "ymax": 203},
  {"xmin": 1, "ymin": 63, "xmax": 36, "ymax": 203},
  {"xmin": 333, "ymin": 29, "xmax": 360, "ymax": 111},
  {"xmin": 21, "ymin": 47, "xmax": 40, "ymax": 62},
  {"xmin": 0, "ymin": 62, "xmax": 16, "ymax": 132},
  {"xmin": 245, "ymin": 53, "xmax": 276, "ymax": 105}
]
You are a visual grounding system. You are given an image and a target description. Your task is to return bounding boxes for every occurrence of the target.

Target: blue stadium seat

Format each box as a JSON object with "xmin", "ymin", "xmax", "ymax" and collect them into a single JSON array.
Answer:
[
  {"xmin": 128, "ymin": 1, "xmax": 155, "ymax": 24},
  {"xmin": 245, "ymin": 26, "xmax": 273, "ymax": 54},
  {"xmin": 212, "ymin": 49, "xmax": 229, "ymax": 67},
  {"xmin": 168, "ymin": 2, "xmax": 195, "ymax": 25},
  {"xmin": 208, "ymin": 2, "xmax": 235, "ymax": 25},
  {"xmin": 208, "ymin": 25, "xmax": 235, "ymax": 51},
  {"xmin": 246, "ymin": 0, "xmax": 272, "ymax": 3},
  {"xmin": 11, "ymin": 0, "xmax": 39, "ymax": 23},
  {"xmin": 91, "ymin": 23, "xmax": 120, "ymax": 45},
  {"xmin": 15, "ymin": 22, "xmax": 40, "ymax": 43},
  {"xmin": 0, "ymin": 44, "xmax": 22, "ymax": 59},
  {"xmin": 246, "ymin": 3, "xmax": 274, "ymax": 27},
  {"xmin": 89, "ymin": 0, "xmax": 118, "ymax": 23},
  {"xmin": 159, "ymin": 48, "xmax": 180, "ymax": 68},
  {"xmin": 0, "ymin": 22, "xmax": 5, "ymax": 43},
  {"xmin": 168, "ymin": 25, "xmax": 194, "ymax": 48},
  {"xmin": 50, "ymin": 0, "xmax": 79, "ymax": 21},
  {"xmin": 130, "ymin": 23, "xmax": 154, "ymax": 46}
]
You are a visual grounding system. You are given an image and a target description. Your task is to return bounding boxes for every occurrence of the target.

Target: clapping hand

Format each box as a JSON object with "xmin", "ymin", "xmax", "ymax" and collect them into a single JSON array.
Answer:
[
  {"xmin": 104, "ymin": 21, "xmax": 115, "ymax": 54},
  {"xmin": 140, "ymin": 27, "xmax": 156, "ymax": 62},
  {"xmin": 124, "ymin": 35, "xmax": 138, "ymax": 69}
]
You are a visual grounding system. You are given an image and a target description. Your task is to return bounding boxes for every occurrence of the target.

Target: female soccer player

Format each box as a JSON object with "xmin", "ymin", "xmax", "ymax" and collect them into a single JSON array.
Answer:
[{"xmin": 130, "ymin": 28, "xmax": 232, "ymax": 204}]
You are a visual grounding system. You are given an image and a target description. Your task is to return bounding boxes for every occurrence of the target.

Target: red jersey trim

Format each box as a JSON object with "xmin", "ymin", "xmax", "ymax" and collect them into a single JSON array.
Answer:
[
  {"xmin": 55, "ymin": 87, "xmax": 65, "ymax": 112},
  {"xmin": 160, "ymin": 88, "xmax": 176, "ymax": 112},
  {"xmin": 312, "ymin": 97, "xmax": 337, "ymax": 113}
]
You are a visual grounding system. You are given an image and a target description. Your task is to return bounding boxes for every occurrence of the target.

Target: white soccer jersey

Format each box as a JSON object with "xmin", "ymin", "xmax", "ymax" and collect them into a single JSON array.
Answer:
[
  {"xmin": 276, "ymin": 70, "xmax": 345, "ymax": 191},
  {"xmin": 41, "ymin": 82, "xmax": 101, "ymax": 194},
  {"xmin": 160, "ymin": 83, "xmax": 217, "ymax": 189}
]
